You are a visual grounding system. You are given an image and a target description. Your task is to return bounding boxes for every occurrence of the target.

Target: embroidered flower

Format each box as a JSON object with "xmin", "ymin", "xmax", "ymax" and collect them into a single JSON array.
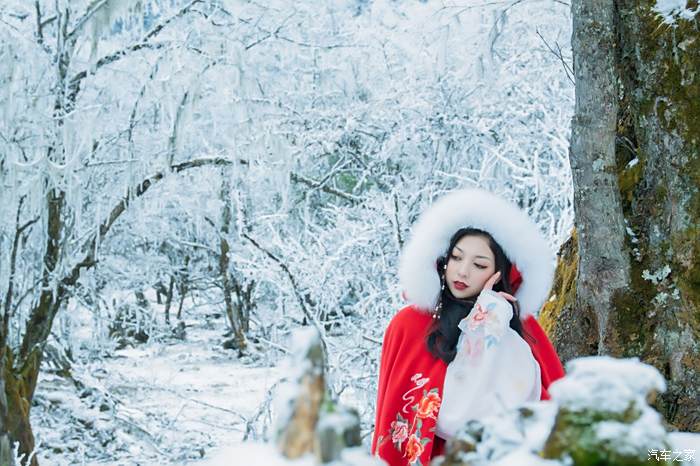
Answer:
[
  {"xmin": 405, "ymin": 434, "xmax": 424, "ymax": 464},
  {"xmin": 388, "ymin": 375, "xmax": 440, "ymax": 459},
  {"xmin": 416, "ymin": 391, "xmax": 441, "ymax": 419},
  {"xmin": 390, "ymin": 418, "xmax": 409, "ymax": 445},
  {"xmin": 464, "ymin": 337, "xmax": 485, "ymax": 364},
  {"xmin": 468, "ymin": 302, "xmax": 489, "ymax": 330}
]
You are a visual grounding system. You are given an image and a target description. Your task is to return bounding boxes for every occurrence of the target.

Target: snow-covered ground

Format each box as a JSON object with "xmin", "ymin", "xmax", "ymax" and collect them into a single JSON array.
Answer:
[
  {"xmin": 30, "ymin": 309, "xmax": 700, "ymax": 466},
  {"xmin": 33, "ymin": 315, "xmax": 281, "ymax": 465}
]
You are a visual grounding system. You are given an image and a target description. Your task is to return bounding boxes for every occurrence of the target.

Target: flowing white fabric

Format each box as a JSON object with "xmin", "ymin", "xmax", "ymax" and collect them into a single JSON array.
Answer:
[{"xmin": 435, "ymin": 290, "xmax": 541, "ymax": 439}]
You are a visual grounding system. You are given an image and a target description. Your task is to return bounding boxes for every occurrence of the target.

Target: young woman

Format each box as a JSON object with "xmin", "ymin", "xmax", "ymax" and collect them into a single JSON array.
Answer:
[{"xmin": 371, "ymin": 188, "xmax": 565, "ymax": 466}]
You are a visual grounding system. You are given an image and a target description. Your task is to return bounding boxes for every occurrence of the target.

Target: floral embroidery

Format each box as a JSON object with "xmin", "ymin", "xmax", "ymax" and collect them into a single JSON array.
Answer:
[
  {"xmin": 386, "ymin": 374, "xmax": 442, "ymax": 465},
  {"xmin": 416, "ymin": 391, "xmax": 441, "ymax": 419},
  {"xmin": 468, "ymin": 302, "xmax": 489, "ymax": 330},
  {"xmin": 405, "ymin": 434, "xmax": 424, "ymax": 464},
  {"xmin": 390, "ymin": 416, "xmax": 409, "ymax": 445},
  {"xmin": 401, "ymin": 373, "xmax": 430, "ymax": 413},
  {"xmin": 464, "ymin": 297, "xmax": 507, "ymax": 349}
]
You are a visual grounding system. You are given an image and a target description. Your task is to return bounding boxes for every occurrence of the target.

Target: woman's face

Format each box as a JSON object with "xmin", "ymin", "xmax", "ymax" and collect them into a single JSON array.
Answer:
[{"xmin": 444, "ymin": 235, "xmax": 496, "ymax": 299}]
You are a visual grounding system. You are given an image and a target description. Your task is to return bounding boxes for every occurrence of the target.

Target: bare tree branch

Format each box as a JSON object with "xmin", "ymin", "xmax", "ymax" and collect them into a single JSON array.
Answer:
[
  {"xmin": 536, "ymin": 28, "xmax": 575, "ymax": 85},
  {"xmin": 289, "ymin": 172, "xmax": 361, "ymax": 203},
  {"xmin": 241, "ymin": 231, "xmax": 329, "ymax": 362}
]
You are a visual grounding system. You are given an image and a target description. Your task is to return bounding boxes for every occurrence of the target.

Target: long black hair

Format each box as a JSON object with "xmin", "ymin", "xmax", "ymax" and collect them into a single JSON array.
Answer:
[{"xmin": 426, "ymin": 227, "xmax": 526, "ymax": 364}]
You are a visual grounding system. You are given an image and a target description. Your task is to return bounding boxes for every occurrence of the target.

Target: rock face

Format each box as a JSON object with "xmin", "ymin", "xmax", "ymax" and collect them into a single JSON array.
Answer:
[
  {"xmin": 541, "ymin": 357, "xmax": 671, "ymax": 466},
  {"xmin": 315, "ymin": 405, "xmax": 362, "ymax": 463},
  {"xmin": 433, "ymin": 357, "xmax": 675, "ymax": 466}
]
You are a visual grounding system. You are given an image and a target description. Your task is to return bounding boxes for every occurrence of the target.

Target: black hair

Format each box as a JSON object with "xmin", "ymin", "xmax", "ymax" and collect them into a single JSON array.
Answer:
[{"xmin": 425, "ymin": 227, "xmax": 527, "ymax": 364}]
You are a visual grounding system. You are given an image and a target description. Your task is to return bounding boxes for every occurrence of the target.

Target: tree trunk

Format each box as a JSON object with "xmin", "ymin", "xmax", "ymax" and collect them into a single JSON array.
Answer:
[
  {"xmin": 232, "ymin": 280, "xmax": 254, "ymax": 334},
  {"xmin": 1, "ymin": 347, "xmax": 41, "ymax": 466},
  {"xmin": 0, "ymin": 348, "xmax": 16, "ymax": 466},
  {"xmin": 176, "ymin": 256, "xmax": 190, "ymax": 321},
  {"xmin": 612, "ymin": 1, "xmax": 700, "ymax": 431},
  {"xmin": 541, "ymin": 1, "xmax": 700, "ymax": 431},
  {"xmin": 164, "ymin": 276, "xmax": 175, "ymax": 325},
  {"xmin": 219, "ymin": 173, "xmax": 247, "ymax": 352},
  {"xmin": 571, "ymin": 0, "xmax": 630, "ymax": 353}
]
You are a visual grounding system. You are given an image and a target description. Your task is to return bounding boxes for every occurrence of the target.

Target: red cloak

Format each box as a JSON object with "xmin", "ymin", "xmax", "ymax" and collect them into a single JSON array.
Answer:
[{"xmin": 371, "ymin": 305, "xmax": 565, "ymax": 466}]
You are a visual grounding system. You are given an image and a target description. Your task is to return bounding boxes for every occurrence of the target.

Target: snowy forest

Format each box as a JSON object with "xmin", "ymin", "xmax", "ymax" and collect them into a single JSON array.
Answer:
[{"xmin": 0, "ymin": 0, "xmax": 698, "ymax": 465}]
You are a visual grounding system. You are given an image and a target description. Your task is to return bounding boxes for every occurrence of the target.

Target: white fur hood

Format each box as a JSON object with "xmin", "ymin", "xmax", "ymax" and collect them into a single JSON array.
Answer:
[{"xmin": 398, "ymin": 188, "xmax": 555, "ymax": 317}]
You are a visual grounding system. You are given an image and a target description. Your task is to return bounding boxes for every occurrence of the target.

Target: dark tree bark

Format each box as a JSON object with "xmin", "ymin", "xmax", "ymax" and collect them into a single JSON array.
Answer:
[
  {"xmin": 175, "ymin": 256, "xmax": 190, "ymax": 321},
  {"xmin": 164, "ymin": 276, "xmax": 175, "ymax": 325},
  {"xmin": 219, "ymin": 172, "xmax": 247, "ymax": 352},
  {"xmin": 541, "ymin": 1, "xmax": 700, "ymax": 431}
]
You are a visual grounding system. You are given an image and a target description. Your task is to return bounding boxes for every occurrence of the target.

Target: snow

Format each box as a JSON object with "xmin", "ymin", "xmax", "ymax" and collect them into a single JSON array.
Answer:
[
  {"xmin": 440, "ymin": 356, "xmax": 697, "ymax": 466},
  {"xmin": 197, "ymin": 442, "xmax": 314, "ymax": 466},
  {"xmin": 2, "ymin": 0, "xmax": 662, "ymax": 464},
  {"xmin": 548, "ymin": 356, "xmax": 666, "ymax": 413},
  {"xmin": 454, "ymin": 401, "xmax": 558, "ymax": 464},
  {"xmin": 654, "ymin": 0, "xmax": 700, "ymax": 24},
  {"xmin": 197, "ymin": 443, "xmax": 385, "ymax": 466},
  {"xmin": 33, "ymin": 319, "xmax": 281, "ymax": 465}
]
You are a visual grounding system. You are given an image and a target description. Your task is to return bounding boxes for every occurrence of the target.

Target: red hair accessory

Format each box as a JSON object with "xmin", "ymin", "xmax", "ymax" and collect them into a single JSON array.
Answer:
[{"xmin": 509, "ymin": 264, "xmax": 522, "ymax": 293}]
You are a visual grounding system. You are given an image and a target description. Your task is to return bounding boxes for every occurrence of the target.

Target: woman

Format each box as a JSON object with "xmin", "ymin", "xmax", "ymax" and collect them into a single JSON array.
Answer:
[{"xmin": 371, "ymin": 188, "xmax": 565, "ymax": 466}]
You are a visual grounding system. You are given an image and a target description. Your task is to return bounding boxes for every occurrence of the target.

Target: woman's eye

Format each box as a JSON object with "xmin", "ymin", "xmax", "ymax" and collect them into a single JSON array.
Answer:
[
  {"xmin": 450, "ymin": 254, "xmax": 461, "ymax": 261},
  {"xmin": 475, "ymin": 264, "xmax": 487, "ymax": 270}
]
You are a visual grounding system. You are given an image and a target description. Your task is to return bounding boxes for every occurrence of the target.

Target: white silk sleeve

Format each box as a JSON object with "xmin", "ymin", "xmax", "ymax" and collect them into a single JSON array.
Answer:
[{"xmin": 435, "ymin": 290, "xmax": 541, "ymax": 440}]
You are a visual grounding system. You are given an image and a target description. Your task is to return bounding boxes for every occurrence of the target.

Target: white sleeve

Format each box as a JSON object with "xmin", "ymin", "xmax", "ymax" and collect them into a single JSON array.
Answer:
[
  {"xmin": 455, "ymin": 289, "xmax": 513, "ymax": 366},
  {"xmin": 436, "ymin": 290, "xmax": 540, "ymax": 439}
]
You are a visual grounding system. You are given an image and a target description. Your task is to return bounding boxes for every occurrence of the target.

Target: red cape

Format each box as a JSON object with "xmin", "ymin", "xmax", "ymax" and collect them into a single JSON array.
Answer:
[{"xmin": 371, "ymin": 306, "xmax": 565, "ymax": 466}]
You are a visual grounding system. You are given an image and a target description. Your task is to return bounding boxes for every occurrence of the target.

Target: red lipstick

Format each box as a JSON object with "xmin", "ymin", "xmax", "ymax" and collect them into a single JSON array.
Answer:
[{"xmin": 453, "ymin": 281, "xmax": 467, "ymax": 290}]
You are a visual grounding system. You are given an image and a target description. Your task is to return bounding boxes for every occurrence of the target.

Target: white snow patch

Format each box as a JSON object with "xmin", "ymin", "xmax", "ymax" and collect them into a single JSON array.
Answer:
[
  {"xmin": 654, "ymin": 0, "xmax": 699, "ymax": 24},
  {"xmin": 196, "ymin": 442, "xmax": 314, "ymax": 466},
  {"xmin": 196, "ymin": 443, "xmax": 386, "ymax": 466},
  {"xmin": 549, "ymin": 356, "xmax": 666, "ymax": 413}
]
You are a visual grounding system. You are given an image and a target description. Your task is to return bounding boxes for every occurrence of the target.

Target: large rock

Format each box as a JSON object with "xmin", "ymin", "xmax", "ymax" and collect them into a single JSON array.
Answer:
[{"xmin": 433, "ymin": 356, "xmax": 675, "ymax": 466}]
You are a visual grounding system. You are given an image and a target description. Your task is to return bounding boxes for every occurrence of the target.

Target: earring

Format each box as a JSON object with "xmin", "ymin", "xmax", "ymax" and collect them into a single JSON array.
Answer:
[
  {"xmin": 433, "ymin": 298, "xmax": 442, "ymax": 319},
  {"xmin": 433, "ymin": 279, "xmax": 445, "ymax": 319},
  {"xmin": 434, "ymin": 272, "xmax": 446, "ymax": 319}
]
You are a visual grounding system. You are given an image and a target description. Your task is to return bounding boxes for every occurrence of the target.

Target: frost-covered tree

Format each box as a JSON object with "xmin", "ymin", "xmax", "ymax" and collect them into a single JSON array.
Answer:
[
  {"xmin": 0, "ymin": 1, "xmax": 238, "ymax": 462},
  {"xmin": 1, "ymin": 0, "xmax": 576, "ymax": 463},
  {"xmin": 541, "ymin": 0, "xmax": 700, "ymax": 431}
]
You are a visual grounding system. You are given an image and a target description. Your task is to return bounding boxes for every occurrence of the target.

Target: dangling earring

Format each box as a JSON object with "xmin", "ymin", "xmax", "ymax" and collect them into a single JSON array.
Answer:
[
  {"xmin": 442, "ymin": 263, "xmax": 447, "ymax": 285},
  {"xmin": 433, "ymin": 264, "xmax": 447, "ymax": 319},
  {"xmin": 433, "ymin": 296, "xmax": 442, "ymax": 319}
]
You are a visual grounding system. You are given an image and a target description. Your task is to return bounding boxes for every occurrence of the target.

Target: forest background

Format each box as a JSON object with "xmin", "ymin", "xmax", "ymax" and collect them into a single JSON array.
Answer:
[{"xmin": 0, "ymin": 0, "xmax": 697, "ymax": 465}]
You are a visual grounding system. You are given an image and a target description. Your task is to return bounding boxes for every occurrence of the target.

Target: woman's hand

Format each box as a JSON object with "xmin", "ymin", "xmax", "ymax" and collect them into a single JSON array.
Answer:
[{"xmin": 482, "ymin": 271, "xmax": 517, "ymax": 303}]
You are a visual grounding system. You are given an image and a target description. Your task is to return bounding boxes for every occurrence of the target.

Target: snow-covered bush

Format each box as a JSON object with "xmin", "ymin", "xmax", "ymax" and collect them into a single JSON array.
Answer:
[{"xmin": 435, "ymin": 357, "xmax": 676, "ymax": 466}]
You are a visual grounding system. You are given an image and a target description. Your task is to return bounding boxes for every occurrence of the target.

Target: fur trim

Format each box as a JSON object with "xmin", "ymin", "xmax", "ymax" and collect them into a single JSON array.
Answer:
[{"xmin": 398, "ymin": 188, "xmax": 555, "ymax": 317}]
